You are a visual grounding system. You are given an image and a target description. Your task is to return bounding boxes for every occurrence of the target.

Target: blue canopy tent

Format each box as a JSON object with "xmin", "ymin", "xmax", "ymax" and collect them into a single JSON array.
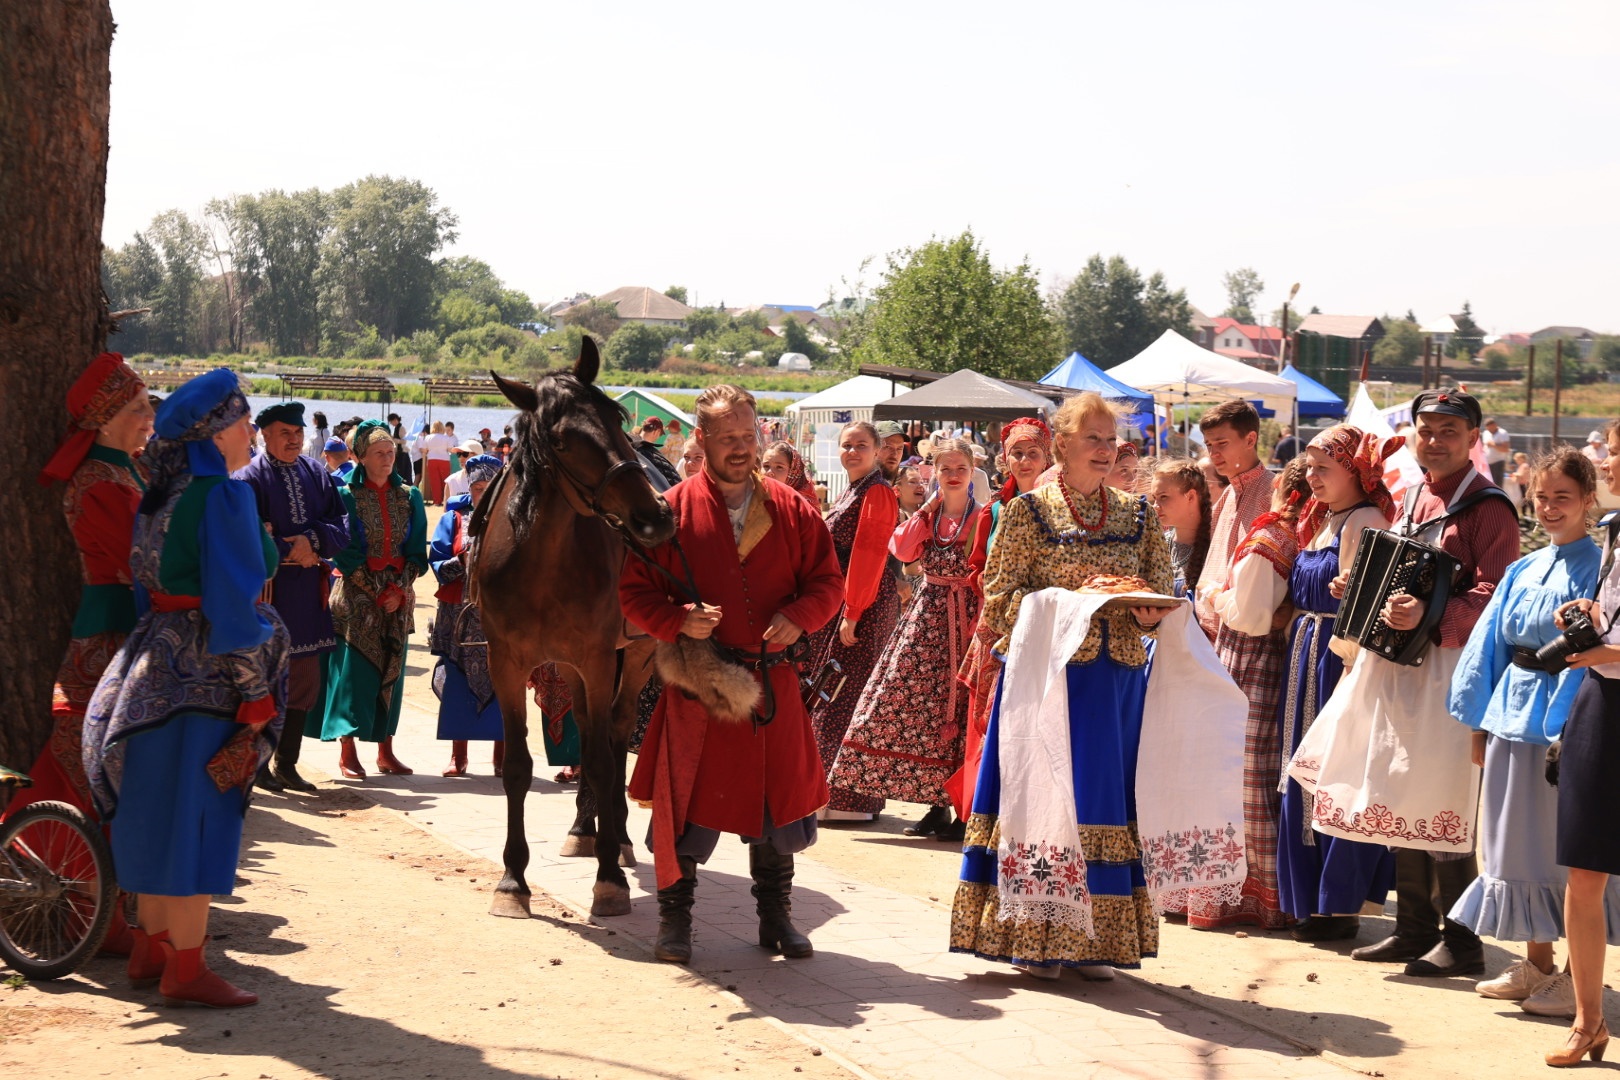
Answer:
[
  {"xmin": 1040, "ymin": 351, "xmax": 1153, "ymax": 409},
  {"xmin": 1279, "ymin": 364, "xmax": 1346, "ymax": 419}
]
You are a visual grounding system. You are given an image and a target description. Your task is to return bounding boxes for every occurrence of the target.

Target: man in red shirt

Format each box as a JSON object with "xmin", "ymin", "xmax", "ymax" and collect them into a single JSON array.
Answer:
[
  {"xmin": 1346, "ymin": 389, "xmax": 1518, "ymax": 976},
  {"xmin": 621, "ymin": 385, "xmax": 843, "ymax": 964}
]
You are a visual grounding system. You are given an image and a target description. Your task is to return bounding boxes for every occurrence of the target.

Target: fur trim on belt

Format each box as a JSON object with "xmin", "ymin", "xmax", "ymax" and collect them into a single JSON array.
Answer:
[{"xmin": 654, "ymin": 636, "xmax": 761, "ymax": 723}]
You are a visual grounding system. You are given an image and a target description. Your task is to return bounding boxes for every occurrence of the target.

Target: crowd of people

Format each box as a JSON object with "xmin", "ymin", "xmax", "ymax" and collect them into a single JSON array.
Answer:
[{"xmin": 14, "ymin": 353, "xmax": 1620, "ymax": 1069}]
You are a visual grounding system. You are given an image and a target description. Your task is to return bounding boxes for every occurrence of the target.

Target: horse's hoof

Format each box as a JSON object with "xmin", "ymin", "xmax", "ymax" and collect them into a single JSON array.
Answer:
[
  {"xmin": 489, "ymin": 890, "xmax": 532, "ymax": 919},
  {"xmin": 590, "ymin": 881, "xmax": 632, "ymax": 918},
  {"xmin": 618, "ymin": 843, "xmax": 637, "ymax": 868},
  {"xmin": 559, "ymin": 834, "xmax": 595, "ymax": 858}
]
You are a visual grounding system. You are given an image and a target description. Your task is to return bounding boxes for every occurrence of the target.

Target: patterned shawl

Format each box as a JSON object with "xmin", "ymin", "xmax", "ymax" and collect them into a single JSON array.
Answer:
[{"xmin": 1296, "ymin": 427, "xmax": 1404, "ymax": 544}]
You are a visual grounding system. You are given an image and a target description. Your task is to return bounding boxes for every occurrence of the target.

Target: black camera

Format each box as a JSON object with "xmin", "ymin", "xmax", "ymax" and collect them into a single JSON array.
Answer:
[{"xmin": 1534, "ymin": 608, "xmax": 1605, "ymax": 673}]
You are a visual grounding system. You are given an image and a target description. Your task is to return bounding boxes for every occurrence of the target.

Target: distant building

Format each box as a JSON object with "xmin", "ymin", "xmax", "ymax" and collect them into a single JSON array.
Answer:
[
  {"xmin": 778, "ymin": 352, "xmax": 812, "ymax": 372},
  {"xmin": 1211, "ymin": 317, "xmax": 1283, "ymax": 362},
  {"xmin": 1188, "ymin": 305, "xmax": 1217, "ymax": 350},
  {"xmin": 560, "ymin": 286, "xmax": 693, "ymax": 327},
  {"xmin": 1294, "ymin": 314, "xmax": 1386, "ymax": 399},
  {"xmin": 1530, "ymin": 325, "xmax": 1597, "ymax": 359}
]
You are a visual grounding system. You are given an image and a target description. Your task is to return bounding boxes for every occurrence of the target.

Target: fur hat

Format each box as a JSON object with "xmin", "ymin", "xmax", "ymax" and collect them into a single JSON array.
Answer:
[{"xmin": 654, "ymin": 637, "xmax": 761, "ymax": 723}]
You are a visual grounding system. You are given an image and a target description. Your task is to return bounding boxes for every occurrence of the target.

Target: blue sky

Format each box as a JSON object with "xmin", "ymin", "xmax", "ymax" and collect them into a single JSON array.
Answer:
[{"xmin": 104, "ymin": 0, "xmax": 1619, "ymax": 336}]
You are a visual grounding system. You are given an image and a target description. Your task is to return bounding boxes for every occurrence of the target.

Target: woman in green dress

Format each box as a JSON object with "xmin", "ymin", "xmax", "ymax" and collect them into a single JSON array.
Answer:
[{"xmin": 313, "ymin": 419, "xmax": 428, "ymax": 778}]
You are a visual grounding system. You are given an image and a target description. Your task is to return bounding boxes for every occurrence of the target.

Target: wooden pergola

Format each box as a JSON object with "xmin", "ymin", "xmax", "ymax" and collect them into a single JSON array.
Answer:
[
  {"xmin": 419, "ymin": 376, "xmax": 502, "ymax": 424},
  {"xmin": 277, "ymin": 374, "xmax": 395, "ymax": 417}
]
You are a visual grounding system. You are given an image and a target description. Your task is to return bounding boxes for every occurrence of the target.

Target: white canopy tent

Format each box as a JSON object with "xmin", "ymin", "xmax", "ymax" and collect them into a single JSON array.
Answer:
[
  {"xmin": 1106, "ymin": 329, "xmax": 1298, "ymax": 449},
  {"xmin": 783, "ymin": 374, "xmax": 899, "ymax": 500}
]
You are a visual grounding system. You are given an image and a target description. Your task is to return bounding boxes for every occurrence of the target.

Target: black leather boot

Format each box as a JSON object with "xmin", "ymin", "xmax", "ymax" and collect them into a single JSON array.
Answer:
[
  {"xmin": 1292, "ymin": 915, "xmax": 1361, "ymax": 942},
  {"xmin": 1351, "ymin": 848, "xmax": 1440, "ymax": 962},
  {"xmin": 654, "ymin": 856, "xmax": 698, "ymax": 964},
  {"xmin": 271, "ymin": 711, "xmax": 318, "ymax": 792},
  {"xmin": 751, "ymin": 842, "xmax": 813, "ymax": 958},
  {"xmin": 1405, "ymin": 857, "xmax": 1484, "ymax": 976},
  {"xmin": 903, "ymin": 805, "xmax": 950, "ymax": 838}
]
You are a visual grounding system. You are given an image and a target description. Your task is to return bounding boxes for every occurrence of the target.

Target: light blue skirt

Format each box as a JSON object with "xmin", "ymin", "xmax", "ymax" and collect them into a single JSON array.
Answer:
[{"xmin": 1451, "ymin": 736, "xmax": 1620, "ymax": 943}]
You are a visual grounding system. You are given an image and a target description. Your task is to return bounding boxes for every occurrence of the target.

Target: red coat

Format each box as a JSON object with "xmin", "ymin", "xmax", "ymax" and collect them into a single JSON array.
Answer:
[{"xmin": 622, "ymin": 471, "xmax": 843, "ymax": 886}]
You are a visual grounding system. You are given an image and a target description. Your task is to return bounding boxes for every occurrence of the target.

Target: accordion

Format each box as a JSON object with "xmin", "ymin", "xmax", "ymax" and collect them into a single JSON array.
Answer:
[
  {"xmin": 1333, "ymin": 528, "xmax": 1461, "ymax": 666},
  {"xmin": 1333, "ymin": 482, "xmax": 1511, "ymax": 666}
]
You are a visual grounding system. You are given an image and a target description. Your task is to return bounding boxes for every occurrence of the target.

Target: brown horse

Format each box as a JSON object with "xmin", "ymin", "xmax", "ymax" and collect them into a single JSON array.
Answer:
[{"xmin": 476, "ymin": 338, "xmax": 675, "ymax": 918}]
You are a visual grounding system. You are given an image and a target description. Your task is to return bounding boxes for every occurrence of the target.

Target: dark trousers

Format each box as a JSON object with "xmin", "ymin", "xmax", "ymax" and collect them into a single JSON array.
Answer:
[{"xmin": 1393, "ymin": 847, "xmax": 1479, "ymax": 941}]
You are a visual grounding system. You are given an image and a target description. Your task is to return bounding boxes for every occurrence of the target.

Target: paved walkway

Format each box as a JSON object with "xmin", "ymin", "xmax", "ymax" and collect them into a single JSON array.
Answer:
[{"xmin": 307, "ymin": 689, "xmax": 1351, "ymax": 1080}]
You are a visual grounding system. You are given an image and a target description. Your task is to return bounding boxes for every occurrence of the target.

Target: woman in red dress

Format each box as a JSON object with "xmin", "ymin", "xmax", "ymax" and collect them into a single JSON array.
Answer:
[
  {"xmin": 10, "ymin": 353, "xmax": 153, "ymax": 953},
  {"xmin": 949, "ymin": 417, "xmax": 1052, "ymax": 824}
]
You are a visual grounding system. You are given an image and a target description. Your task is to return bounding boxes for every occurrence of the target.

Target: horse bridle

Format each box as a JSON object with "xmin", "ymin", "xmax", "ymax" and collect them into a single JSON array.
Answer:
[{"xmin": 549, "ymin": 451, "xmax": 647, "ymax": 532}]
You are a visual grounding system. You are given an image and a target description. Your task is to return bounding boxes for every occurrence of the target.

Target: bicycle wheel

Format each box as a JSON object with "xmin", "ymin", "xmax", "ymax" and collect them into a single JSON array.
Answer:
[{"xmin": 0, "ymin": 800, "xmax": 117, "ymax": 980}]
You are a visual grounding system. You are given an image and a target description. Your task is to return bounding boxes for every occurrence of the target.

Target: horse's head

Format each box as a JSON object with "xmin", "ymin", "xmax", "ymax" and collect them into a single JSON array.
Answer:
[{"xmin": 493, "ymin": 337, "xmax": 676, "ymax": 547}]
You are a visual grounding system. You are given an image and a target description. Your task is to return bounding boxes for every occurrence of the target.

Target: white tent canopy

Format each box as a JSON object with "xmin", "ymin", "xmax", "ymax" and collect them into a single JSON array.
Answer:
[
  {"xmin": 1106, "ymin": 329, "xmax": 1298, "ymax": 413},
  {"xmin": 783, "ymin": 374, "xmax": 899, "ymax": 415},
  {"xmin": 784, "ymin": 374, "xmax": 901, "ymax": 503}
]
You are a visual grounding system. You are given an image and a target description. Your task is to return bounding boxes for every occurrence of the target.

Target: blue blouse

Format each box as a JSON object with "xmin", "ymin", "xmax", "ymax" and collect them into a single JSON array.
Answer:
[{"xmin": 1449, "ymin": 536, "xmax": 1600, "ymax": 745}]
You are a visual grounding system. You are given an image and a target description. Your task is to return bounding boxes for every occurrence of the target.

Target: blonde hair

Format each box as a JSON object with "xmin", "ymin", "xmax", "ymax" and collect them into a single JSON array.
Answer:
[
  {"xmin": 930, "ymin": 435, "xmax": 976, "ymax": 469},
  {"xmin": 1052, "ymin": 392, "xmax": 1119, "ymax": 464},
  {"xmin": 695, "ymin": 384, "xmax": 757, "ymax": 430},
  {"xmin": 431, "ymin": 420, "xmax": 445, "ymax": 434}
]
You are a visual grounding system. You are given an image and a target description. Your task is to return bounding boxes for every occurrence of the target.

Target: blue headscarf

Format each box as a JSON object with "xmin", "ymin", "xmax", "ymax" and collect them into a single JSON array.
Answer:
[
  {"xmin": 144, "ymin": 368, "xmax": 249, "ymax": 505},
  {"xmin": 463, "ymin": 454, "xmax": 504, "ymax": 485}
]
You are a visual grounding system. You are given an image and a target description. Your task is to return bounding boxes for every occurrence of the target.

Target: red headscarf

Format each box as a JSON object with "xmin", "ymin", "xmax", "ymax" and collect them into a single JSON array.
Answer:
[
  {"xmin": 38, "ymin": 353, "xmax": 145, "ymax": 486},
  {"xmin": 1296, "ymin": 426, "xmax": 1405, "ymax": 544},
  {"xmin": 994, "ymin": 416, "xmax": 1053, "ymax": 503}
]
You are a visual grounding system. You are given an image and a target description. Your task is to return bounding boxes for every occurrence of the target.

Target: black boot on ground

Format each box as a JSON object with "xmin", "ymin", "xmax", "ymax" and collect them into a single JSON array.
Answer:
[
  {"xmin": 654, "ymin": 856, "xmax": 698, "ymax": 964},
  {"xmin": 751, "ymin": 841, "xmax": 813, "ymax": 958},
  {"xmin": 1405, "ymin": 919, "xmax": 1485, "ymax": 977},
  {"xmin": 903, "ymin": 805, "xmax": 950, "ymax": 838},
  {"xmin": 1293, "ymin": 915, "xmax": 1361, "ymax": 943},
  {"xmin": 271, "ymin": 711, "xmax": 318, "ymax": 792},
  {"xmin": 1352, "ymin": 848, "xmax": 1440, "ymax": 962}
]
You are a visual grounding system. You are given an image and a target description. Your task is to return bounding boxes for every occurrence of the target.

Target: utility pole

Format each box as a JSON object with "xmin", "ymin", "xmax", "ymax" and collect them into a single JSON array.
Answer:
[
  {"xmin": 1525, "ymin": 345, "xmax": 1535, "ymax": 417},
  {"xmin": 1421, "ymin": 337, "xmax": 1432, "ymax": 389},
  {"xmin": 1552, "ymin": 339, "xmax": 1564, "ymax": 442}
]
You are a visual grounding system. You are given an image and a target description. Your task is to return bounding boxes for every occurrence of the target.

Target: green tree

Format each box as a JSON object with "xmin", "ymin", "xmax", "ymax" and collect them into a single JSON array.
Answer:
[
  {"xmin": 604, "ymin": 322, "xmax": 673, "ymax": 371},
  {"xmin": 1372, "ymin": 318, "xmax": 1423, "ymax": 367},
  {"xmin": 562, "ymin": 298, "xmax": 621, "ymax": 339},
  {"xmin": 852, "ymin": 229, "xmax": 1059, "ymax": 381},
  {"xmin": 434, "ymin": 255, "xmax": 534, "ymax": 326},
  {"xmin": 321, "ymin": 175, "xmax": 458, "ymax": 342},
  {"xmin": 101, "ymin": 231, "xmax": 166, "ymax": 354},
  {"xmin": 225, "ymin": 187, "xmax": 330, "ymax": 355},
  {"xmin": 1452, "ymin": 300, "xmax": 1485, "ymax": 358},
  {"xmin": 779, "ymin": 316, "xmax": 826, "ymax": 365},
  {"xmin": 1221, "ymin": 267, "xmax": 1264, "ymax": 323},
  {"xmin": 683, "ymin": 306, "xmax": 730, "ymax": 341},
  {"xmin": 1054, "ymin": 254, "xmax": 1194, "ymax": 368},
  {"xmin": 664, "ymin": 285, "xmax": 688, "ymax": 305}
]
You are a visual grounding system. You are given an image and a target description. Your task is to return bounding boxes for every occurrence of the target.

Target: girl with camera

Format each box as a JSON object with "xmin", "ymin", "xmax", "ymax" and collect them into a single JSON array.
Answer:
[
  {"xmin": 1448, "ymin": 446, "xmax": 1620, "ymax": 1038},
  {"xmin": 1544, "ymin": 419, "xmax": 1620, "ymax": 1066}
]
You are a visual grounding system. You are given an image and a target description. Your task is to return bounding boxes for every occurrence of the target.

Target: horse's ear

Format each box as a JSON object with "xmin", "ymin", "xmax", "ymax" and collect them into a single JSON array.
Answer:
[
  {"xmin": 492, "ymin": 370, "xmax": 539, "ymax": 413},
  {"xmin": 575, "ymin": 335, "xmax": 601, "ymax": 385}
]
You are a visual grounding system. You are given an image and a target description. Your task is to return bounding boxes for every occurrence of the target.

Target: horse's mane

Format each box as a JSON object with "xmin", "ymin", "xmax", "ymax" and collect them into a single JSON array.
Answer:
[{"xmin": 505, "ymin": 371, "xmax": 631, "ymax": 540}]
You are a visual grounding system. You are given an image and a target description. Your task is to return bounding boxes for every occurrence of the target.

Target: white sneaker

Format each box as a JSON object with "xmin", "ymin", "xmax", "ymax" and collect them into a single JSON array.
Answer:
[
  {"xmin": 1012, "ymin": 960, "xmax": 1061, "ymax": 981},
  {"xmin": 1076, "ymin": 965, "xmax": 1116, "ymax": 981},
  {"xmin": 1521, "ymin": 970, "xmax": 1577, "ymax": 1018},
  {"xmin": 1477, "ymin": 958, "xmax": 1556, "ymax": 1001}
]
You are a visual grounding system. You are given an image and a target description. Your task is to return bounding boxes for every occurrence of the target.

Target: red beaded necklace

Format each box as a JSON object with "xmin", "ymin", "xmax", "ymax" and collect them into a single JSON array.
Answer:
[{"xmin": 1060, "ymin": 481, "xmax": 1109, "ymax": 533}]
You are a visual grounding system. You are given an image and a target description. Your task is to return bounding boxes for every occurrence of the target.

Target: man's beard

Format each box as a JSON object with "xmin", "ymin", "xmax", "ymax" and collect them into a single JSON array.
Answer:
[
  {"xmin": 709, "ymin": 454, "xmax": 758, "ymax": 484},
  {"xmin": 880, "ymin": 461, "xmax": 900, "ymax": 482}
]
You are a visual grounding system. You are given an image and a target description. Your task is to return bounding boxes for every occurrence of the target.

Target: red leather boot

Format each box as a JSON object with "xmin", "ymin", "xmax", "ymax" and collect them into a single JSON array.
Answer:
[
  {"xmin": 127, "ymin": 927, "xmax": 169, "ymax": 987},
  {"xmin": 375, "ymin": 737, "xmax": 412, "ymax": 775},
  {"xmin": 442, "ymin": 741, "xmax": 468, "ymax": 777},
  {"xmin": 158, "ymin": 938, "xmax": 257, "ymax": 1008},
  {"xmin": 492, "ymin": 740, "xmax": 505, "ymax": 778},
  {"xmin": 338, "ymin": 736, "xmax": 366, "ymax": 779},
  {"xmin": 99, "ymin": 901, "xmax": 135, "ymax": 957}
]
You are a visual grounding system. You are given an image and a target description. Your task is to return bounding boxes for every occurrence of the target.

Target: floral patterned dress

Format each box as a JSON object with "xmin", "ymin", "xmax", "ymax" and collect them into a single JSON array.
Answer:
[{"xmin": 829, "ymin": 505, "xmax": 980, "ymax": 807}]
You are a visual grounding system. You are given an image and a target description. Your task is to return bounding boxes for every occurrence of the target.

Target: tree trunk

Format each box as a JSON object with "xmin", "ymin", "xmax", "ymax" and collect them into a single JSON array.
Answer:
[{"xmin": 0, "ymin": 2, "xmax": 114, "ymax": 766}]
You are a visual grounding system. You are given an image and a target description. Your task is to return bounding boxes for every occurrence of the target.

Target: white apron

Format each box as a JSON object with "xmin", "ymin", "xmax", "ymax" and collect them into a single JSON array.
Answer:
[{"xmin": 1288, "ymin": 646, "xmax": 1478, "ymax": 854}]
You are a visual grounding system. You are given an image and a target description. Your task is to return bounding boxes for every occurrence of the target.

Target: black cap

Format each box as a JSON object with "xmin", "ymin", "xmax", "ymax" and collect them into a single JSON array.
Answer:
[
  {"xmin": 254, "ymin": 401, "xmax": 306, "ymax": 429},
  {"xmin": 1412, "ymin": 389, "xmax": 1482, "ymax": 428}
]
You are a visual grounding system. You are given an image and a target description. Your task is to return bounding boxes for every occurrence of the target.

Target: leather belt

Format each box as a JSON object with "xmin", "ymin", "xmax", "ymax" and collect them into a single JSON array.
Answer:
[
  {"xmin": 715, "ymin": 638, "xmax": 812, "ymax": 727},
  {"xmin": 1511, "ymin": 646, "xmax": 1550, "ymax": 672}
]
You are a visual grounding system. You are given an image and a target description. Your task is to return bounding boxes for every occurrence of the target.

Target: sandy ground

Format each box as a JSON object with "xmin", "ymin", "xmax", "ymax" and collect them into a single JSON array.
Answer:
[
  {"xmin": 9, "ymin": 502, "xmax": 1619, "ymax": 1080},
  {"xmin": 0, "ymin": 786, "xmax": 856, "ymax": 1080}
]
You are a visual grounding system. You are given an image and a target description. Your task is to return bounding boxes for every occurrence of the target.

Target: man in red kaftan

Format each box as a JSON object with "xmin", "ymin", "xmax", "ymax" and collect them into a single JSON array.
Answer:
[{"xmin": 621, "ymin": 385, "xmax": 843, "ymax": 964}]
